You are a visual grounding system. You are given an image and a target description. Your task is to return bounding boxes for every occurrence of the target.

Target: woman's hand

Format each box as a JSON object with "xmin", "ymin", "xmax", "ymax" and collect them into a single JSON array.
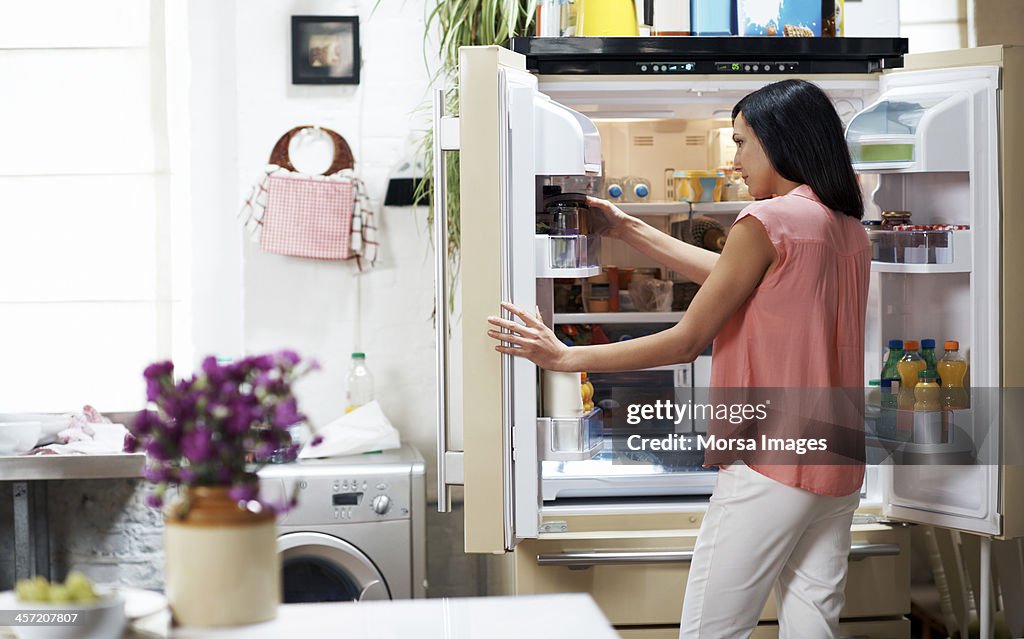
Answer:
[
  {"xmin": 585, "ymin": 196, "xmax": 633, "ymax": 240},
  {"xmin": 487, "ymin": 302, "xmax": 573, "ymax": 371}
]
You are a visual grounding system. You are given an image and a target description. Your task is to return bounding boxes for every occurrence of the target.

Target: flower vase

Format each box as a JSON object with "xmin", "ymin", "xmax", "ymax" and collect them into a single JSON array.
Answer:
[{"xmin": 164, "ymin": 486, "xmax": 279, "ymax": 627}]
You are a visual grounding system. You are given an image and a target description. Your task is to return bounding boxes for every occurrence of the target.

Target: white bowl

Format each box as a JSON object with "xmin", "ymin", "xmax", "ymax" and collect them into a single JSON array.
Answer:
[
  {"xmin": 0, "ymin": 413, "xmax": 71, "ymax": 445},
  {"xmin": 0, "ymin": 422, "xmax": 42, "ymax": 455},
  {"xmin": 0, "ymin": 591, "xmax": 126, "ymax": 639}
]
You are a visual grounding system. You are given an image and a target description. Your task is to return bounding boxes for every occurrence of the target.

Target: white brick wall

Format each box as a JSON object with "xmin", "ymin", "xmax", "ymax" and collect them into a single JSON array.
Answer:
[{"xmin": 47, "ymin": 480, "xmax": 166, "ymax": 589}]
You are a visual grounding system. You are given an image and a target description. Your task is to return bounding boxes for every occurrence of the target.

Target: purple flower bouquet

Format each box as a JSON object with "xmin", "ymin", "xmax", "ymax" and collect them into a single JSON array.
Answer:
[{"xmin": 126, "ymin": 351, "xmax": 318, "ymax": 515}]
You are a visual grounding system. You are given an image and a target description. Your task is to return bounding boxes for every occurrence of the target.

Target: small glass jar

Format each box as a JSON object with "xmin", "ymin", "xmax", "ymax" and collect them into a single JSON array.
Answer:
[
  {"xmin": 548, "ymin": 202, "xmax": 580, "ymax": 237},
  {"xmin": 862, "ymin": 220, "xmax": 883, "ymax": 261},
  {"xmin": 881, "ymin": 210, "xmax": 912, "ymax": 229}
]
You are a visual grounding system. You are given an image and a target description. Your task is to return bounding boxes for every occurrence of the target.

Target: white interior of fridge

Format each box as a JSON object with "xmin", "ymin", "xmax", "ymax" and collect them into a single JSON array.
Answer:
[
  {"xmin": 527, "ymin": 67, "xmax": 1006, "ymax": 538},
  {"xmin": 530, "ymin": 76, "xmax": 883, "ymax": 506}
]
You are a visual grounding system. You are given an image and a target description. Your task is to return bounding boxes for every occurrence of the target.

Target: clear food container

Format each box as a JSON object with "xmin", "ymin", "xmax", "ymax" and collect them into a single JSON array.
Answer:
[
  {"xmin": 868, "ymin": 226, "xmax": 968, "ymax": 265},
  {"xmin": 537, "ymin": 407, "xmax": 603, "ymax": 461},
  {"xmin": 536, "ymin": 234, "xmax": 601, "ymax": 272}
]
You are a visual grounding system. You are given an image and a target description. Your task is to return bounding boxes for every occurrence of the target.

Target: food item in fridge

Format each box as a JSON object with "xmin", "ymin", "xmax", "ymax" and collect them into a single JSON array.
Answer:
[
  {"xmin": 628, "ymin": 277, "xmax": 674, "ymax": 312},
  {"xmin": 920, "ymin": 339, "xmax": 938, "ymax": 378},
  {"xmin": 581, "ymin": 372, "xmax": 595, "ymax": 412},
  {"xmin": 880, "ymin": 339, "xmax": 904, "ymax": 389},
  {"xmin": 606, "ymin": 179, "xmax": 624, "ymax": 202},
  {"xmin": 914, "ymin": 369, "xmax": 943, "ymax": 444},
  {"xmin": 543, "ymin": 370, "xmax": 584, "ymax": 417},
  {"xmin": 897, "ymin": 340, "xmax": 926, "ymax": 390},
  {"xmin": 914, "ymin": 370, "xmax": 940, "ymax": 412},
  {"xmin": 673, "ymin": 170, "xmax": 725, "ymax": 203},
  {"xmin": 896, "ymin": 340, "xmax": 927, "ymax": 433},
  {"xmin": 880, "ymin": 210, "xmax": 912, "ymax": 229},
  {"xmin": 690, "ymin": 215, "xmax": 728, "ymax": 252},
  {"xmin": 938, "ymin": 341, "xmax": 969, "ymax": 409},
  {"xmin": 622, "ymin": 176, "xmax": 652, "ymax": 203}
]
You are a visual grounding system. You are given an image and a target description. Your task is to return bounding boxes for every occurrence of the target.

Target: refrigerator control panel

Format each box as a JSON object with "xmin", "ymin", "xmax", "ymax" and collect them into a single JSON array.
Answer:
[{"xmin": 714, "ymin": 61, "xmax": 801, "ymax": 73}]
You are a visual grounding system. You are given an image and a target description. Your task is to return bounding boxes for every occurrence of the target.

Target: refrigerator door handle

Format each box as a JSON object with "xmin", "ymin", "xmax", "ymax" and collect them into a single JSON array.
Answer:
[
  {"xmin": 536, "ymin": 543, "xmax": 901, "ymax": 567},
  {"xmin": 434, "ymin": 88, "xmax": 461, "ymax": 513}
]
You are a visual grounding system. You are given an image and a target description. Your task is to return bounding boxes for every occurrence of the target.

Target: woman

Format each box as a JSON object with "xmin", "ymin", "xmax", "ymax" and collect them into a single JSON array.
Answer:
[{"xmin": 487, "ymin": 79, "xmax": 870, "ymax": 638}]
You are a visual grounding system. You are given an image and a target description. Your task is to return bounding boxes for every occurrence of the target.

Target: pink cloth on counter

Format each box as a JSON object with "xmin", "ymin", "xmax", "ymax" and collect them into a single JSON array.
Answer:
[{"xmin": 709, "ymin": 184, "xmax": 870, "ymax": 497}]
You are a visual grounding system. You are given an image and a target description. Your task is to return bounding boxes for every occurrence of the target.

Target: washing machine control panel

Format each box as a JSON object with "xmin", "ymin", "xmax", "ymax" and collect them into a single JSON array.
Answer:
[{"xmin": 269, "ymin": 472, "xmax": 411, "ymax": 525}]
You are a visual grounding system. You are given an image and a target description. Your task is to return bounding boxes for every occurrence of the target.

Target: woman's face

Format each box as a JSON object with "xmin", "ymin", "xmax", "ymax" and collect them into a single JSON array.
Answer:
[{"xmin": 732, "ymin": 113, "xmax": 777, "ymax": 199}]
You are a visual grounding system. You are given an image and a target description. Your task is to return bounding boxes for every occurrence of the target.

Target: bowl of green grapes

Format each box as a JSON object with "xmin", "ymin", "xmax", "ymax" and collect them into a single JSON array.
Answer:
[{"xmin": 2, "ymin": 572, "xmax": 125, "ymax": 639}]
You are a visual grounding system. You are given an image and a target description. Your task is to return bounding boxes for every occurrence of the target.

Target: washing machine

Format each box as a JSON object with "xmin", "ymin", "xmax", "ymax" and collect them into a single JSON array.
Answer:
[{"xmin": 258, "ymin": 444, "xmax": 426, "ymax": 602}]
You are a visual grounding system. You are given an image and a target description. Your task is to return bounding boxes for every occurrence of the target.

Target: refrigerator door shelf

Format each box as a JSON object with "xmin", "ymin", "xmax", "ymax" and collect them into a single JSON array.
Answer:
[
  {"xmin": 870, "ymin": 229, "xmax": 972, "ymax": 273},
  {"xmin": 538, "ymin": 408, "xmax": 605, "ymax": 462},
  {"xmin": 535, "ymin": 234, "xmax": 602, "ymax": 277},
  {"xmin": 534, "ymin": 93, "xmax": 603, "ymax": 175},
  {"xmin": 847, "ymin": 90, "xmax": 971, "ymax": 173}
]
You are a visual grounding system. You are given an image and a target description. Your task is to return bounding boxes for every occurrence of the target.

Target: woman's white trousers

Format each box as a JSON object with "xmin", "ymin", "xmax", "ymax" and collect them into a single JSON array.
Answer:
[{"xmin": 679, "ymin": 463, "xmax": 860, "ymax": 639}]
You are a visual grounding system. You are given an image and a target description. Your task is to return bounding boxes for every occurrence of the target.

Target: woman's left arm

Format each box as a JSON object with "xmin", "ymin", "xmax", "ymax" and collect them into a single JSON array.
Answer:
[{"xmin": 488, "ymin": 216, "xmax": 778, "ymax": 372}]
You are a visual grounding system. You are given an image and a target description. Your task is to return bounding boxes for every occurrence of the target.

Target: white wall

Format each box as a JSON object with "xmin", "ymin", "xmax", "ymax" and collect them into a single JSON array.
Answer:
[
  {"xmin": 845, "ymin": 0, "xmax": 902, "ymax": 37},
  {"xmin": 900, "ymin": 0, "xmax": 967, "ymax": 53},
  {"xmin": 189, "ymin": 0, "xmax": 440, "ymax": 466}
]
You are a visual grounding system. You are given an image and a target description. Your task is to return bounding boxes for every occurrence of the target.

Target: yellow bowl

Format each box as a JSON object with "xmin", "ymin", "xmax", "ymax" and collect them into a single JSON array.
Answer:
[{"xmin": 673, "ymin": 170, "xmax": 726, "ymax": 203}]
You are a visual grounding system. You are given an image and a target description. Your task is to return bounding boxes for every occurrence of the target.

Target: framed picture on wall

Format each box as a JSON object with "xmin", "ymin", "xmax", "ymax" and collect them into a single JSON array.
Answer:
[{"xmin": 291, "ymin": 15, "xmax": 360, "ymax": 85}]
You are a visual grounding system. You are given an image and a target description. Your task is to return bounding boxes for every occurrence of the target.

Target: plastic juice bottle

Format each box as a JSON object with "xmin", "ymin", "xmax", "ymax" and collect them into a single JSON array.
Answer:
[
  {"xmin": 897, "ymin": 340, "xmax": 926, "ymax": 389},
  {"xmin": 878, "ymin": 340, "xmax": 903, "ymax": 440},
  {"xmin": 345, "ymin": 352, "xmax": 374, "ymax": 414},
  {"xmin": 937, "ymin": 341, "xmax": 969, "ymax": 409},
  {"xmin": 914, "ymin": 369, "xmax": 944, "ymax": 444},
  {"xmin": 914, "ymin": 370, "xmax": 941, "ymax": 411},
  {"xmin": 920, "ymin": 339, "xmax": 939, "ymax": 379},
  {"xmin": 880, "ymin": 339, "xmax": 904, "ymax": 388},
  {"xmin": 580, "ymin": 372, "xmax": 595, "ymax": 413},
  {"xmin": 896, "ymin": 341, "xmax": 925, "ymax": 439}
]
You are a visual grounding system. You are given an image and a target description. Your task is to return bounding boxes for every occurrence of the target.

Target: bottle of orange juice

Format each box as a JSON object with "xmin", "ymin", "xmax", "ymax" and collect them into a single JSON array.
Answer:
[
  {"xmin": 914, "ymin": 370, "xmax": 941, "ymax": 411},
  {"xmin": 897, "ymin": 340, "xmax": 927, "ymax": 389},
  {"xmin": 581, "ymin": 372, "xmax": 595, "ymax": 413},
  {"xmin": 937, "ymin": 341, "xmax": 969, "ymax": 409},
  {"xmin": 895, "ymin": 340, "xmax": 926, "ymax": 439},
  {"xmin": 913, "ymin": 369, "xmax": 943, "ymax": 444}
]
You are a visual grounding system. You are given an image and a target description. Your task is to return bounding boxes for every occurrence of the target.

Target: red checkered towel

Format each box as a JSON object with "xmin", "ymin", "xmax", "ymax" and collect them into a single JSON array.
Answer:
[{"xmin": 259, "ymin": 172, "xmax": 355, "ymax": 260}]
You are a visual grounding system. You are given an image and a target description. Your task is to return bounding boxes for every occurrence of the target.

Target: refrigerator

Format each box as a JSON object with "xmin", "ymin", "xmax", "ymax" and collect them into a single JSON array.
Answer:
[{"xmin": 433, "ymin": 38, "xmax": 1024, "ymax": 567}]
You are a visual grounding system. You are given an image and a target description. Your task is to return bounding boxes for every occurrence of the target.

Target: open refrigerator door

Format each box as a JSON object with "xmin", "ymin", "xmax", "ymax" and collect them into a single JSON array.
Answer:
[
  {"xmin": 850, "ymin": 61, "xmax": 1004, "ymax": 537},
  {"xmin": 436, "ymin": 46, "xmax": 605, "ymax": 552}
]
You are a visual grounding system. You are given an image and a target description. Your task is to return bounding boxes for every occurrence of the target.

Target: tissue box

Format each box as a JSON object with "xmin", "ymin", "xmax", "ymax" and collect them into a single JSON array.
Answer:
[{"xmin": 737, "ymin": 0, "xmax": 839, "ymax": 37}]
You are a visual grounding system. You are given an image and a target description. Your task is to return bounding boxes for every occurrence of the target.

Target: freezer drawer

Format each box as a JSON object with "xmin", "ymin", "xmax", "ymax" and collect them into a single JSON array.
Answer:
[{"xmin": 513, "ymin": 525, "xmax": 909, "ymax": 626}]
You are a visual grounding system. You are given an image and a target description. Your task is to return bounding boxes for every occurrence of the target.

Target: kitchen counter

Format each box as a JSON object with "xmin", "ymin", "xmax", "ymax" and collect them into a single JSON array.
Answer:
[
  {"xmin": 0, "ymin": 593, "xmax": 622, "ymax": 639},
  {"xmin": 0, "ymin": 452, "xmax": 145, "ymax": 581},
  {"xmin": 0, "ymin": 452, "xmax": 144, "ymax": 481},
  {"xmin": 149, "ymin": 594, "xmax": 618, "ymax": 639}
]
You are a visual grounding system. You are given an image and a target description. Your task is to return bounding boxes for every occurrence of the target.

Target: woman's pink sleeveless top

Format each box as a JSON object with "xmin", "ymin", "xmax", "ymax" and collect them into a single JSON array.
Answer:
[{"xmin": 710, "ymin": 185, "xmax": 870, "ymax": 497}]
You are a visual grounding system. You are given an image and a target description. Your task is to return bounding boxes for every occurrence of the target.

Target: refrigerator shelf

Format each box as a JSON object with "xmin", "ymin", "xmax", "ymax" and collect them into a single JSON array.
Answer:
[
  {"xmin": 869, "ymin": 229, "xmax": 971, "ymax": 273},
  {"xmin": 535, "ymin": 234, "xmax": 601, "ymax": 278},
  {"xmin": 691, "ymin": 201, "xmax": 752, "ymax": 216},
  {"xmin": 554, "ymin": 312, "xmax": 684, "ymax": 324},
  {"xmin": 538, "ymin": 408, "xmax": 604, "ymax": 462},
  {"xmin": 616, "ymin": 202, "xmax": 690, "ymax": 216}
]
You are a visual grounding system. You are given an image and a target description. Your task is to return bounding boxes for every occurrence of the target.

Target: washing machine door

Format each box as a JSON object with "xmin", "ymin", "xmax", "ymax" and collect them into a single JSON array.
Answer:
[{"xmin": 278, "ymin": 532, "xmax": 390, "ymax": 603}]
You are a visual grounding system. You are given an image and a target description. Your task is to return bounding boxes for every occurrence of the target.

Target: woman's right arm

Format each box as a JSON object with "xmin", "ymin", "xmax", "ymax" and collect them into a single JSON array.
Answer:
[
  {"xmin": 587, "ymin": 197, "xmax": 719, "ymax": 284},
  {"xmin": 618, "ymin": 215, "xmax": 720, "ymax": 284}
]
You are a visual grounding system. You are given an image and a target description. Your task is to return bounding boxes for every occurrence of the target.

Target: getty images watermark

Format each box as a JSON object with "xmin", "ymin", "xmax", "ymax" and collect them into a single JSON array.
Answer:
[{"xmin": 624, "ymin": 399, "xmax": 828, "ymax": 456}]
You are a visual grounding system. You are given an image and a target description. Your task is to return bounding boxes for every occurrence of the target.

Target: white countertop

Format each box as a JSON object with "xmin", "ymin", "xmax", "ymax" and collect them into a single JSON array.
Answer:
[{"xmin": 121, "ymin": 594, "xmax": 619, "ymax": 639}]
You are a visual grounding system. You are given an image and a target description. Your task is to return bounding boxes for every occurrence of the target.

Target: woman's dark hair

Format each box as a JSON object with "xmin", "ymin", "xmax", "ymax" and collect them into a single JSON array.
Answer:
[{"xmin": 732, "ymin": 79, "xmax": 863, "ymax": 219}]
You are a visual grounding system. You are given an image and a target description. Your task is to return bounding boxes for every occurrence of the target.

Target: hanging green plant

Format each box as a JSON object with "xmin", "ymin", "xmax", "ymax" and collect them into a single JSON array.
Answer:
[{"xmin": 417, "ymin": 0, "xmax": 537, "ymax": 311}]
